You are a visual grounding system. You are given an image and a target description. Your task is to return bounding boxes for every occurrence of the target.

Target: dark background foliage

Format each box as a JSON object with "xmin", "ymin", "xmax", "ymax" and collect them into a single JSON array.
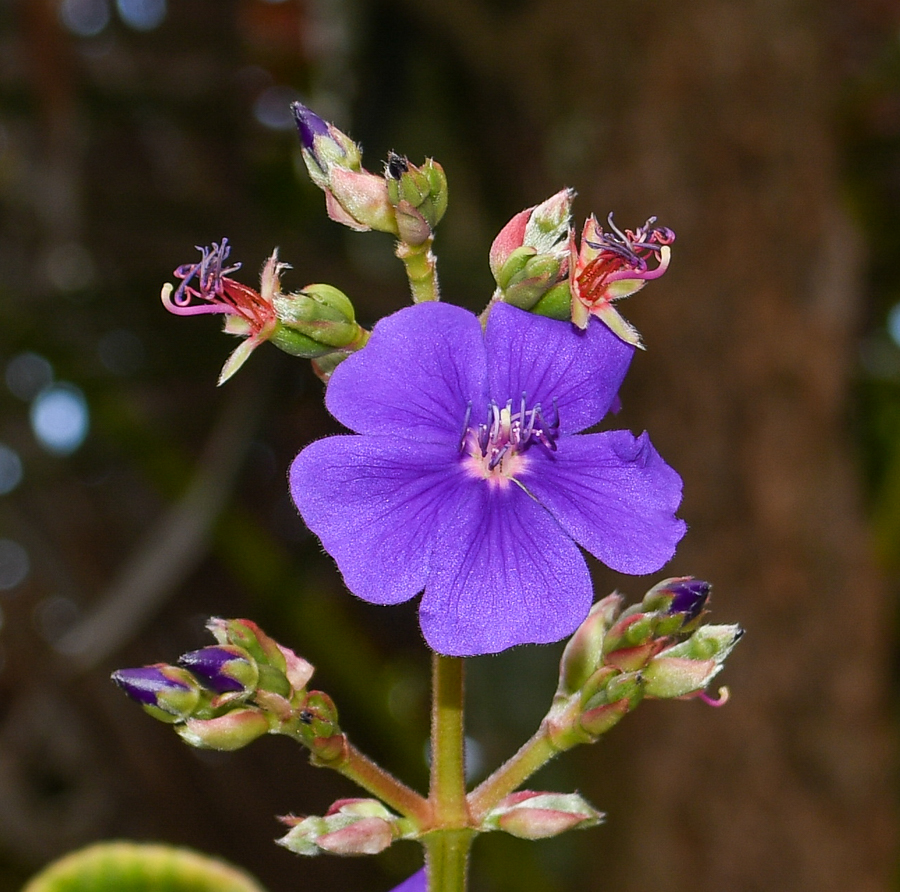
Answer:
[{"xmin": 1, "ymin": 1, "xmax": 900, "ymax": 890}]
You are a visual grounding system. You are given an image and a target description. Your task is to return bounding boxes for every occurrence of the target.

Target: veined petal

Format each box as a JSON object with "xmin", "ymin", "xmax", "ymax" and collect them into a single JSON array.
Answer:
[
  {"xmin": 326, "ymin": 302, "xmax": 488, "ymax": 443},
  {"xmin": 290, "ymin": 435, "xmax": 468, "ymax": 605},
  {"xmin": 421, "ymin": 481, "xmax": 593, "ymax": 655},
  {"xmin": 521, "ymin": 430, "xmax": 685, "ymax": 575},
  {"xmin": 484, "ymin": 303, "xmax": 633, "ymax": 435}
]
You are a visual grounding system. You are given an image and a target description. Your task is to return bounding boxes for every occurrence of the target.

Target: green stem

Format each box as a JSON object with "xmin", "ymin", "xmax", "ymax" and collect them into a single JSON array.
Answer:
[
  {"xmin": 427, "ymin": 654, "xmax": 471, "ymax": 892},
  {"xmin": 467, "ymin": 724, "xmax": 560, "ymax": 821},
  {"xmin": 311, "ymin": 739, "xmax": 432, "ymax": 827},
  {"xmin": 396, "ymin": 238, "xmax": 440, "ymax": 303}
]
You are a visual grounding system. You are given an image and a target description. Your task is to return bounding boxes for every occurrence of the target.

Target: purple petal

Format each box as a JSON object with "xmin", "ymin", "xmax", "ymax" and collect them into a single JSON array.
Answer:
[
  {"xmin": 325, "ymin": 303, "xmax": 488, "ymax": 443},
  {"xmin": 420, "ymin": 480, "xmax": 593, "ymax": 655},
  {"xmin": 520, "ymin": 430, "xmax": 686, "ymax": 575},
  {"xmin": 291, "ymin": 102, "xmax": 330, "ymax": 151},
  {"xmin": 178, "ymin": 646, "xmax": 245, "ymax": 693},
  {"xmin": 290, "ymin": 435, "xmax": 469, "ymax": 606},
  {"xmin": 485, "ymin": 303, "xmax": 634, "ymax": 435},
  {"xmin": 390, "ymin": 869, "xmax": 426, "ymax": 892},
  {"xmin": 111, "ymin": 666, "xmax": 188, "ymax": 706}
]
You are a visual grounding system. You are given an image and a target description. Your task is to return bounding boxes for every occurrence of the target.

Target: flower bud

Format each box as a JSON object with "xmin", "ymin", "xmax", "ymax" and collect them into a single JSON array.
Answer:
[
  {"xmin": 272, "ymin": 284, "xmax": 361, "ymax": 353},
  {"xmin": 277, "ymin": 799, "xmax": 398, "ymax": 856},
  {"xmin": 642, "ymin": 625, "xmax": 743, "ymax": 699},
  {"xmin": 384, "ymin": 153, "xmax": 448, "ymax": 241},
  {"xmin": 207, "ymin": 618, "xmax": 286, "ymax": 670},
  {"xmin": 482, "ymin": 791, "xmax": 603, "ymax": 840},
  {"xmin": 489, "ymin": 189, "xmax": 572, "ymax": 309},
  {"xmin": 291, "ymin": 102, "xmax": 362, "ymax": 188},
  {"xmin": 557, "ymin": 594, "xmax": 622, "ymax": 697},
  {"xmin": 178, "ymin": 646, "xmax": 259, "ymax": 695},
  {"xmin": 176, "ymin": 709, "xmax": 270, "ymax": 751},
  {"xmin": 642, "ymin": 577, "xmax": 711, "ymax": 630},
  {"xmin": 111, "ymin": 665, "xmax": 202, "ymax": 723}
]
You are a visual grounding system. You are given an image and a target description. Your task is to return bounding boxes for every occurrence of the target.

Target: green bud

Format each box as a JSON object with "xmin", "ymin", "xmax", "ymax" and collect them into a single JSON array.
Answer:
[
  {"xmin": 482, "ymin": 791, "xmax": 603, "ymax": 840},
  {"xmin": 557, "ymin": 594, "xmax": 623, "ymax": 697},
  {"xmin": 272, "ymin": 284, "xmax": 360, "ymax": 353},
  {"xmin": 530, "ymin": 280, "xmax": 572, "ymax": 320}
]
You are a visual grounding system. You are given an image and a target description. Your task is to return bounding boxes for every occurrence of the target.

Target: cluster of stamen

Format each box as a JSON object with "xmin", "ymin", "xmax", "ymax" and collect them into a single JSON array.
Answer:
[
  {"xmin": 161, "ymin": 240, "xmax": 274, "ymax": 334},
  {"xmin": 460, "ymin": 395, "xmax": 559, "ymax": 483}
]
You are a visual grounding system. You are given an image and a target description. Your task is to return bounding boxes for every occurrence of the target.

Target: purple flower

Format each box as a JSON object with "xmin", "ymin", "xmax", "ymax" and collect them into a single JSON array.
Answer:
[
  {"xmin": 290, "ymin": 302, "xmax": 685, "ymax": 656},
  {"xmin": 389, "ymin": 870, "xmax": 425, "ymax": 892}
]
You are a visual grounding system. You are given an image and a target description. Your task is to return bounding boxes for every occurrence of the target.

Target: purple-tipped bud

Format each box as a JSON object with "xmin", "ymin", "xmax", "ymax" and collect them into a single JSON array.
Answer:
[
  {"xmin": 111, "ymin": 665, "xmax": 201, "ymax": 721},
  {"xmin": 291, "ymin": 102, "xmax": 330, "ymax": 152},
  {"xmin": 178, "ymin": 645, "xmax": 259, "ymax": 694},
  {"xmin": 667, "ymin": 578, "xmax": 711, "ymax": 622}
]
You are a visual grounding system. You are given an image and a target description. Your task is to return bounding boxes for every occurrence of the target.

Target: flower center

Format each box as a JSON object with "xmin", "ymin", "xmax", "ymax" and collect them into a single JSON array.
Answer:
[{"xmin": 460, "ymin": 396, "xmax": 558, "ymax": 484}]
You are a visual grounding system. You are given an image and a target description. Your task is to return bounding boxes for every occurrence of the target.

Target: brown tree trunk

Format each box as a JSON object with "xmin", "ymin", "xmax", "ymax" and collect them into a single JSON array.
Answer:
[{"xmin": 404, "ymin": 0, "xmax": 897, "ymax": 889}]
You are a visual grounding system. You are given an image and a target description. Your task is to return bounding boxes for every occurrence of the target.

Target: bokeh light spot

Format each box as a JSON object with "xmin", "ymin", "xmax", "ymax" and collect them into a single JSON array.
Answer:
[
  {"xmin": 887, "ymin": 302, "xmax": 900, "ymax": 348},
  {"xmin": 116, "ymin": 0, "xmax": 166, "ymax": 31},
  {"xmin": 59, "ymin": 0, "xmax": 110, "ymax": 37},
  {"xmin": 30, "ymin": 384, "xmax": 90, "ymax": 455},
  {"xmin": 6, "ymin": 353, "xmax": 53, "ymax": 401},
  {"xmin": 0, "ymin": 444, "xmax": 23, "ymax": 495},
  {"xmin": 0, "ymin": 539, "xmax": 29, "ymax": 591},
  {"xmin": 254, "ymin": 85, "xmax": 303, "ymax": 130}
]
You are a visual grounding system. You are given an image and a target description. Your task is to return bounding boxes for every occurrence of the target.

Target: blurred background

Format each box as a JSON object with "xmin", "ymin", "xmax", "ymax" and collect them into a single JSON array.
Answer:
[{"xmin": 1, "ymin": 0, "xmax": 899, "ymax": 890}]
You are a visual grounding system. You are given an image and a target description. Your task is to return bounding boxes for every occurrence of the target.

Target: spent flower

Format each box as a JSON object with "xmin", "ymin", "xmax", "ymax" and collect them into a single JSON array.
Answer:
[
  {"xmin": 570, "ymin": 214, "xmax": 674, "ymax": 345},
  {"xmin": 161, "ymin": 240, "xmax": 367, "ymax": 383},
  {"xmin": 290, "ymin": 302, "xmax": 685, "ymax": 655}
]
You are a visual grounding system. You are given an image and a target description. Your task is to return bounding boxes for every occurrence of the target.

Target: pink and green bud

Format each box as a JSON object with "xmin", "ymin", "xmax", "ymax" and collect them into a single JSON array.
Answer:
[
  {"xmin": 178, "ymin": 645, "xmax": 259, "ymax": 695},
  {"xmin": 489, "ymin": 189, "xmax": 573, "ymax": 310},
  {"xmin": 384, "ymin": 152, "xmax": 448, "ymax": 243},
  {"xmin": 643, "ymin": 624, "xmax": 743, "ymax": 699},
  {"xmin": 111, "ymin": 665, "xmax": 202, "ymax": 723},
  {"xmin": 482, "ymin": 791, "xmax": 603, "ymax": 840},
  {"xmin": 277, "ymin": 799, "xmax": 399, "ymax": 856},
  {"xmin": 176, "ymin": 709, "xmax": 270, "ymax": 751},
  {"xmin": 569, "ymin": 214, "xmax": 674, "ymax": 345},
  {"xmin": 642, "ymin": 577, "xmax": 711, "ymax": 634},
  {"xmin": 557, "ymin": 594, "xmax": 623, "ymax": 696},
  {"xmin": 207, "ymin": 618, "xmax": 287, "ymax": 670},
  {"xmin": 579, "ymin": 697, "xmax": 631, "ymax": 738}
]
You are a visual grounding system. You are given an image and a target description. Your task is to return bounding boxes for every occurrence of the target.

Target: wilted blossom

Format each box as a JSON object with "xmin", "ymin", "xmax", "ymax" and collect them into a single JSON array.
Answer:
[
  {"xmin": 290, "ymin": 302, "xmax": 685, "ymax": 656},
  {"xmin": 161, "ymin": 239, "xmax": 285, "ymax": 384},
  {"xmin": 570, "ymin": 214, "xmax": 674, "ymax": 346}
]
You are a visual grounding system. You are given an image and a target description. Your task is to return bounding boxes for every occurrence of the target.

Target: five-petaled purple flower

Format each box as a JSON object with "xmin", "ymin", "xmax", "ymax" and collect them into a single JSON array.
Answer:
[{"xmin": 290, "ymin": 302, "xmax": 685, "ymax": 656}]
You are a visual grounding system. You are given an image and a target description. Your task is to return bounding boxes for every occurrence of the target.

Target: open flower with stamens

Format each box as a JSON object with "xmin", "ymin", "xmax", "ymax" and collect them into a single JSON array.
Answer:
[
  {"xmin": 570, "ymin": 215, "xmax": 674, "ymax": 346},
  {"xmin": 290, "ymin": 302, "xmax": 685, "ymax": 656},
  {"xmin": 161, "ymin": 240, "xmax": 284, "ymax": 384}
]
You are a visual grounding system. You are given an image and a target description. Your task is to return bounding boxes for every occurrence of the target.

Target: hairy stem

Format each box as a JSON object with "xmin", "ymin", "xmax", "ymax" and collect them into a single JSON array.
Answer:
[
  {"xmin": 397, "ymin": 238, "xmax": 440, "ymax": 303},
  {"xmin": 427, "ymin": 654, "xmax": 471, "ymax": 892}
]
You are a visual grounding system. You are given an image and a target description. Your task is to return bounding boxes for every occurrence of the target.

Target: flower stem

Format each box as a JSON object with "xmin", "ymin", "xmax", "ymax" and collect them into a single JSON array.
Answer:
[
  {"xmin": 427, "ymin": 654, "xmax": 471, "ymax": 892},
  {"xmin": 396, "ymin": 238, "xmax": 440, "ymax": 303},
  {"xmin": 467, "ymin": 724, "xmax": 560, "ymax": 820},
  {"xmin": 309, "ymin": 738, "xmax": 431, "ymax": 827}
]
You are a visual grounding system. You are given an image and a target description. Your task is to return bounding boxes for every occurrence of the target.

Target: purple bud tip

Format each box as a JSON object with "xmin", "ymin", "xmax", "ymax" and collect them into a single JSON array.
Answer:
[
  {"xmin": 111, "ymin": 666, "xmax": 188, "ymax": 706},
  {"xmin": 667, "ymin": 579, "xmax": 710, "ymax": 621},
  {"xmin": 291, "ymin": 102, "xmax": 330, "ymax": 151},
  {"xmin": 179, "ymin": 647, "xmax": 246, "ymax": 693}
]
